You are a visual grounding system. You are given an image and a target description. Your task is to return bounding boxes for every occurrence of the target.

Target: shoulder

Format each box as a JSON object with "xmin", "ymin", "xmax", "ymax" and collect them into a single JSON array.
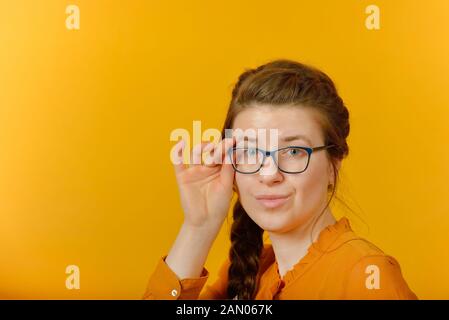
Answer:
[
  {"xmin": 342, "ymin": 253, "xmax": 418, "ymax": 299},
  {"xmin": 329, "ymin": 232, "xmax": 417, "ymax": 299},
  {"xmin": 332, "ymin": 229, "xmax": 386, "ymax": 257}
]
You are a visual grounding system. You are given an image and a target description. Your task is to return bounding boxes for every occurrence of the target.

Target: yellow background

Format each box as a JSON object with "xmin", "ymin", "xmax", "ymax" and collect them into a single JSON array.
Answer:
[{"xmin": 0, "ymin": 0, "xmax": 448, "ymax": 299}]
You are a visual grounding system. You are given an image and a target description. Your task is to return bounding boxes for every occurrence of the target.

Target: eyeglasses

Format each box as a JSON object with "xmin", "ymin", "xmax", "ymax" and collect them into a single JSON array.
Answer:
[{"xmin": 227, "ymin": 145, "xmax": 335, "ymax": 174}]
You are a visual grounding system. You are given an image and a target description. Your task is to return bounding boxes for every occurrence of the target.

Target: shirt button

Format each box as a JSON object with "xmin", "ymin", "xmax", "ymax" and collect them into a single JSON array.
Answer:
[{"xmin": 171, "ymin": 289, "xmax": 178, "ymax": 297}]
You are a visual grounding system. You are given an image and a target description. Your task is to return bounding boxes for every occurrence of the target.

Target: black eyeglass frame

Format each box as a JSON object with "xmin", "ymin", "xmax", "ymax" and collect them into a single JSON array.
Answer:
[{"xmin": 227, "ymin": 144, "xmax": 335, "ymax": 174}]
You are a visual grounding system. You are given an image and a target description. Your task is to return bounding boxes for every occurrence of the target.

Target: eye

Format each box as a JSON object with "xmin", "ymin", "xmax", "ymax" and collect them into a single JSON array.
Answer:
[
  {"xmin": 285, "ymin": 148, "xmax": 302, "ymax": 156},
  {"xmin": 246, "ymin": 148, "xmax": 257, "ymax": 156},
  {"xmin": 279, "ymin": 147, "xmax": 306, "ymax": 158}
]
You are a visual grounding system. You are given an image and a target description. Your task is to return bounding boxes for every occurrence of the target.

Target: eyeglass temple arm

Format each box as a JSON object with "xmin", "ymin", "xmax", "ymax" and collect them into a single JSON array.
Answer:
[{"xmin": 311, "ymin": 144, "xmax": 335, "ymax": 151}]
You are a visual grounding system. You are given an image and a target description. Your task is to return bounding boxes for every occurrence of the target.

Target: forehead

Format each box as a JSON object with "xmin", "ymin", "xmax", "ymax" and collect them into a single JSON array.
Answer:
[{"xmin": 231, "ymin": 104, "xmax": 324, "ymax": 144}]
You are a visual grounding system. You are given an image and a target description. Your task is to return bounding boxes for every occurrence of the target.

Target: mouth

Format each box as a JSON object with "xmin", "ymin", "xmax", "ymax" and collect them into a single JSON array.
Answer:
[{"xmin": 255, "ymin": 194, "xmax": 291, "ymax": 209}]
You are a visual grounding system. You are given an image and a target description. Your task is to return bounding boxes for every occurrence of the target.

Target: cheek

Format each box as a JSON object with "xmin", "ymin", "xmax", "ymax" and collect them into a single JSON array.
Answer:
[
  {"xmin": 235, "ymin": 174, "xmax": 258, "ymax": 208},
  {"xmin": 235, "ymin": 174, "xmax": 251, "ymax": 194},
  {"xmin": 292, "ymin": 160, "xmax": 330, "ymax": 202}
]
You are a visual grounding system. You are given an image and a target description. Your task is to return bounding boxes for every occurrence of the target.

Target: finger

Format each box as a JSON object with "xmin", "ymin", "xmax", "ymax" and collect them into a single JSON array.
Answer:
[
  {"xmin": 202, "ymin": 142, "xmax": 218, "ymax": 166},
  {"xmin": 172, "ymin": 139, "xmax": 188, "ymax": 175},
  {"xmin": 220, "ymin": 137, "xmax": 237, "ymax": 187},
  {"xmin": 220, "ymin": 156, "xmax": 235, "ymax": 188},
  {"xmin": 209, "ymin": 140, "xmax": 222, "ymax": 165},
  {"xmin": 191, "ymin": 141, "xmax": 213, "ymax": 166},
  {"xmin": 209, "ymin": 136, "xmax": 233, "ymax": 166},
  {"xmin": 221, "ymin": 136, "xmax": 236, "ymax": 165}
]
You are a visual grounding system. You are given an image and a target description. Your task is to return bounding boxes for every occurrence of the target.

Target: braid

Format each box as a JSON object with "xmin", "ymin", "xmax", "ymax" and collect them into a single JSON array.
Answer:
[{"xmin": 226, "ymin": 201, "xmax": 264, "ymax": 299}]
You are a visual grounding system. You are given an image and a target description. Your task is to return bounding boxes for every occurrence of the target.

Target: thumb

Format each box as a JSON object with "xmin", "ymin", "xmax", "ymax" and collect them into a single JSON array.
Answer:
[
  {"xmin": 220, "ymin": 161, "xmax": 235, "ymax": 190},
  {"xmin": 219, "ymin": 136, "xmax": 236, "ymax": 189}
]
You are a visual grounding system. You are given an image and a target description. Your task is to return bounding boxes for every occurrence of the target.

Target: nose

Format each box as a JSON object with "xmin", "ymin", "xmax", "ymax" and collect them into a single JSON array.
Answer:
[{"xmin": 258, "ymin": 154, "xmax": 283, "ymax": 185}]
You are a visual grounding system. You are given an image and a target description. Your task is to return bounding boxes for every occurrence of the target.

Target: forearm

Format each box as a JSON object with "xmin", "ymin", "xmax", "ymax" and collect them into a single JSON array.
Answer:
[{"xmin": 165, "ymin": 222, "xmax": 221, "ymax": 279}]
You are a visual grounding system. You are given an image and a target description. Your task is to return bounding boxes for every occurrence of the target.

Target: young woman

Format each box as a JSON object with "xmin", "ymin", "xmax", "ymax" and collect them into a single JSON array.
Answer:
[{"xmin": 143, "ymin": 60, "xmax": 417, "ymax": 300}]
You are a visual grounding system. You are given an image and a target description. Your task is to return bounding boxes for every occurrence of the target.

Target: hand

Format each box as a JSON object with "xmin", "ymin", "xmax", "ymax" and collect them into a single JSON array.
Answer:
[{"xmin": 172, "ymin": 137, "xmax": 236, "ymax": 230}]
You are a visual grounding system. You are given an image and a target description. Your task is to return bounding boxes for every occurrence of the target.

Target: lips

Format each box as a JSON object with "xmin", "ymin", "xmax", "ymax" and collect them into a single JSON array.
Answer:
[{"xmin": 255, "ymin": 194, "xmax": 291, "ymax": 209}]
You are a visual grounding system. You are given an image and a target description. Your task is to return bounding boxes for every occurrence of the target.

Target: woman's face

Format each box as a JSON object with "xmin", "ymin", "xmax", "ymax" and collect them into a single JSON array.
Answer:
[{"xmin": 232, "ymin": 104, "xmax": 338, "ymax": 234}]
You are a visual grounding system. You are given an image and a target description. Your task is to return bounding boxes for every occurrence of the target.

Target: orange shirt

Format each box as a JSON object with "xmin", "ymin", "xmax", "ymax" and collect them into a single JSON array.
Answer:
[{"xmin": 143, "ymin": 217, "xmax": 418, "ymax": 300}]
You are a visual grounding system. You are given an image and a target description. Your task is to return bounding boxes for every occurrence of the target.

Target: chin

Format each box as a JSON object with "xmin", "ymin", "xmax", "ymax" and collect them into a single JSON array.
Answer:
[
  {"xmin": 261, "ymin": 223, "xmax": 294, "ymax": 234},
  {"xmin": 250, "ymin": 210, "xmax": 295, "ymax": 233}
]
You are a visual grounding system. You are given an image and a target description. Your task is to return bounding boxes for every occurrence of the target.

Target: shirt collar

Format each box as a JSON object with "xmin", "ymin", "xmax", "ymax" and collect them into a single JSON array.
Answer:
[{"xmin": 256, "ymin": 216, "xmax": 353, "ymax": 298}]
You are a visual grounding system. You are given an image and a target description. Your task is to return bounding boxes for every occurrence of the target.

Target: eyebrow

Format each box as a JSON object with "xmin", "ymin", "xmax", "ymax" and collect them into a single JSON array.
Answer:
[
  {"xmin": 281, "ymin": 134, "xmax": 312, "ymax": 145},
  {"xmin": 241, "ymin": 134, "xmax": 313, "ymax": 145}
]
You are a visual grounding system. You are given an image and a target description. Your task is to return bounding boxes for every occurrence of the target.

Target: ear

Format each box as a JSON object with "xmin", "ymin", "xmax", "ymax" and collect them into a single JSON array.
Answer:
[{"xmin": 328, "ymin": 159, "xmax": 342, "ymax": 185}]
